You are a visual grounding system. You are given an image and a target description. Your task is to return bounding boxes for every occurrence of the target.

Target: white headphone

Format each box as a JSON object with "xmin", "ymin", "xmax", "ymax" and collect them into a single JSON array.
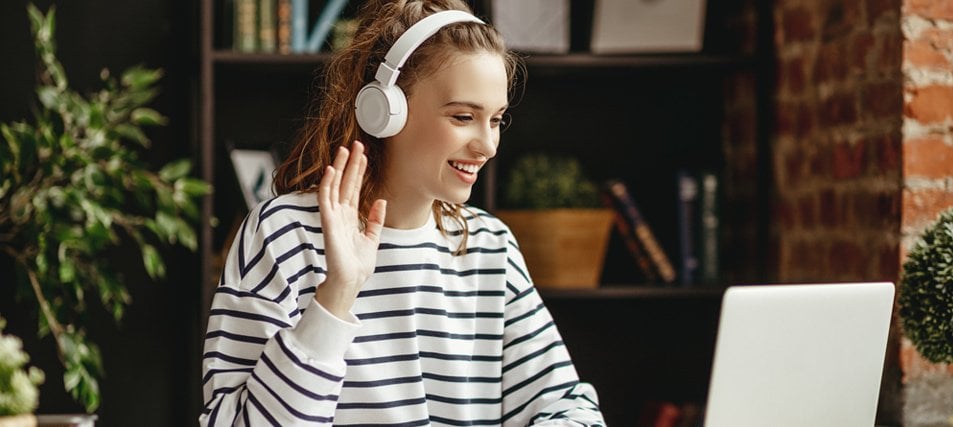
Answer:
[{"xmin": 354, "ymin": 10, "xmax": 485, "ymax": 138}]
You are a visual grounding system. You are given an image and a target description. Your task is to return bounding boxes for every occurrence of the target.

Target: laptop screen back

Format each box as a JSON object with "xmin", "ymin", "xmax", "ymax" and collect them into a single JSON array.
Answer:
[{"xmin": 704, "ymin": 282, "xmax": 895, "ymax": 427}]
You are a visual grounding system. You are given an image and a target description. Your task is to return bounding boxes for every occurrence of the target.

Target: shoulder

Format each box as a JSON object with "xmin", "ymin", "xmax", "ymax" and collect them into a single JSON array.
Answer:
[
  {"xmin": 247, "ymin": 191, "xmax": 322, "ymax": 232},
  {"xmin": 457, "ymin": 205, "xmax": 517, "ymax": 245}
]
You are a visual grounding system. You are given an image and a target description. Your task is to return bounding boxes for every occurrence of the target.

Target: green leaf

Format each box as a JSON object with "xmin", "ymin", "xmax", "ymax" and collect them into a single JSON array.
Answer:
[
  {"xmin": 120, "ymin": 66, "xmax": 163, "ymax": 90},
  {"xmin": 113, "ymin": 123, "xmax": 148, "ymax": 147},
  {"xmin": 175, "ymin": 218, "xmax": 198, "ymax": 251},
  {"xmin": 37, "ymin": 86, "xmax": 60, "ymax": 110},
  {"xmin": 159, "ymin": 159, "xmax": 191, "ymax": 182},
  {"xmin": 141, "ymin": 244, "xmax": 165, "ymax": 280},
  {"xmin": 177, "ymin": 177, "xmax": 212, "ymax": 196},
  {"xmin": 130, "ymin": 108, "xmax": 167, "ymax": 126}
]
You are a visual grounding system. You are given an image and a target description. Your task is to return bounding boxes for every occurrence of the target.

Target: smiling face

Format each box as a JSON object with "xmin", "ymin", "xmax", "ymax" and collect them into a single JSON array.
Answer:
[{"xmin": 381, "ymin": 51, "xmax": 509, "ymax": 223}]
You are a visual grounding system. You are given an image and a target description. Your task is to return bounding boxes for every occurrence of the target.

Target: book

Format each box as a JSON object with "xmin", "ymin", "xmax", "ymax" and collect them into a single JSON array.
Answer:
[
  {"xmin": 290, "ymin": 0, "xmax": 308, "ymax": 52},
  {"xmin": 601, "ymin": 192, "xmax": 658, "ymax": 283},
  {"xmin": 698, "ymin": 171, "xmax": 720, "ymax": 284},
  {"xmin": 234, "ymin": 0, "xmax": 258, "ymax": 52},
  {"xmin": 259, "ymin": 0, "xmax": 277, "ymax": 52},
  {"xmin": 676, "ymin": 170, "xmax": 699, "ymax": 285},
  {"xmin": 604, "ymin": 179, "xmax": 677, "ymax": 284},
  {"xmin": 277, "ymin": 0, "xmax": 292, "ymax": 53},
  {"xmin": 305, "ymin": 0, "xmax": 348, "ymax": 53}
]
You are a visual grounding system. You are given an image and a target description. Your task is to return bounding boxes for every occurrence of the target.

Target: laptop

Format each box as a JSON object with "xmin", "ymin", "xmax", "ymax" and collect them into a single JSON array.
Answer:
[{"xmin": 703, "ymin": 282, "xmax": 895, "ymax": 427}]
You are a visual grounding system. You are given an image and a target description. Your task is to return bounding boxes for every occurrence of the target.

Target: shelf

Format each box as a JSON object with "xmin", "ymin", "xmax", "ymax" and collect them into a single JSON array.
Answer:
[
  {"xmin": 539, "ymin": 285, "xmax": 726, "ymax": 300},
  {"xmin": 210, "ymin": 50, "xmax": 755, "ymax": 70}
]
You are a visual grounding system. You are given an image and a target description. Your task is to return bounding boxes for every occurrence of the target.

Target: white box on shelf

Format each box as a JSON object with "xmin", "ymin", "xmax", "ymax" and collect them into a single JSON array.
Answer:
[
  {"xmin": 491, "ymin": 0, "xmax": 570, "ymax": 54},
  {"xmin": 591, "ymin": 0, "xmax": 707, "ymax": 54}
]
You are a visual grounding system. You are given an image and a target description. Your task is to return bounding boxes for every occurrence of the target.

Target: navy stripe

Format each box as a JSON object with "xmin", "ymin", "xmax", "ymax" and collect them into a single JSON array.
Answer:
[
  {"xmin": 352, "ymin": 331, "xmax": 418, "ymax": 343},
  {"xmin": 502, "ymin": 340, "xmax": 566, "ymax": 374},
  {"xmin": 346, "ymin": 353, "xmax": 421, "ymax": 366},
  {"xmin": 356, "ymin": 307, "xmax": 504, "ymax": 321},
  {"xmin": 429, "ymin": 414, "xmax": 502, "ymax": 426},
  {"xmin": 244, "ymin": 380, "xmax": 285, "ymax": 426},
  {"xmin": 259, "ymin": 201, "xmax": 319, "ymax": 223},
  {"xmin": 334, "ymin": 419, "xmax": 430, "ymax": 427},
  {"xmin": 205, "ymin": 330, "xmax": 269, "ymax": 345},
  {"xmin": 274, "ymin": 333, "xmax": 344, "ymax": 382},
  {"xmin": 202, "ymin": 368, "xmax": 253, "ymax": 386},
  {"xmin": 426, "ymin": 393, "xmax": 501, "ymax": 405},
  {"xmin": 343, "ymin": 375, "xmax": 422, "ymax": 388},
  {"xmin": 421, "ymin": 372, "xmax": 501, "ymax": 383},
  {"xmin": 503, "ymin": 361, "xmax": 575, "ymax": 398},
  {"xmin": 250, "ymin": 371, "xmax": 335, "ymax": 422},
  {"xmin": 337, "ymin": 397, "xmax": 426, "ymax": 410},
  {"xmin": 507, "ymin": 286, "xmax": 535, "ymax": 307},
  {"xmin": 243, "ymin": 221, "xmax": 321, "ymax": 278},
  {"xmin": 505, "ymin": 302, "xmax": 546, "ymax": 327},
  {"xmin": 209, "ymin": 308, "xmax": 291, "ymax": 329},
  {"xmin": 504, "ymin": 320, "xmax": 556, "ymax": 350},
  {"xmin": 260, "ymin": 353, "xmax": 338, "ymax": 402},
  {"xmin": 419, "ymin": 351, "xmax": 502, "ymax": 362},
  {"xmin": 358, "ymin": 285, "xmax": 505, "ymax": 299},
  {"xmin": 501, "ymin": 380, "xmax": 578, "ymax": 423},
  {"xmin": 378, "ymin": 241, "xmax": 507, "ymax": 254},
  {"xmin": 214, "ymin": 286, "xmax": 274, "ymax": 302},
  {"xmin": 203, "ymin": 351, "xmax": 257, "ymax": 366},
  {"xmin": 374, "ymin": 263, "xmax": 506, "ymax": 277},
  {"xmin": 507, "ymin": 257, "xmax": 530, "ymax": 283},
  {"xmin": 447, "ymin": 227, "xmax": 507, "ymax": 237}
]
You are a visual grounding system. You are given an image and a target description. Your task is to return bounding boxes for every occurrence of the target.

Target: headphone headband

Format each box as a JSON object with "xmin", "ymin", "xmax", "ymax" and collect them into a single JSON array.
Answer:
[{"xmin": 374, "ymin": 10, "xmax": 485, "ymax": 87}]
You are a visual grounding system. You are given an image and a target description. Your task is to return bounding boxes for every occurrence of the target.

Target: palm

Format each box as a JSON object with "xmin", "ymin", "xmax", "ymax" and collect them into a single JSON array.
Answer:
[{"xmin": 318, "ymin": 141, "xmax": 386, "ymax": 302}]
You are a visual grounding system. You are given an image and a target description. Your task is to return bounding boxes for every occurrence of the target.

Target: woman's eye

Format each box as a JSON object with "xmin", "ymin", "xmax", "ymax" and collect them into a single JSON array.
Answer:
[{"xmin": 452, "ymin": 115, "xmax": 473, "ymax": 122}]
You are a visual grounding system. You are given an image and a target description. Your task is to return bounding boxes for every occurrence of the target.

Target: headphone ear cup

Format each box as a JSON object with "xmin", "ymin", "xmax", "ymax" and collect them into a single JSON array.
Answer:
[{"xmin": 355, "ymin": 82, "xmax": 408, "ymax": 138}]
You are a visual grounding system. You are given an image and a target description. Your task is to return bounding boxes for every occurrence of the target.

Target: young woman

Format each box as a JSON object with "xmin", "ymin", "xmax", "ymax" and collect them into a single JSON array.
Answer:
[{"xmin": 200, "ymin": 1, "xmax": 605, "ymax": 425}]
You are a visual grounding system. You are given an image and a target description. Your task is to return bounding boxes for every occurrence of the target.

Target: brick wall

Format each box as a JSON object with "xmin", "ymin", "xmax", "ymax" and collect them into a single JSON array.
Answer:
[
  {"xmin": 900, "ymin": 0, "xmax": 953, "ymax": 424},
  {"xmin": 773, "ymin": 0, "xmax": 903, "ymax": 283},
  {"xmin": 772, "ymin": 0, "xmax": 905, "ymax": 423}
]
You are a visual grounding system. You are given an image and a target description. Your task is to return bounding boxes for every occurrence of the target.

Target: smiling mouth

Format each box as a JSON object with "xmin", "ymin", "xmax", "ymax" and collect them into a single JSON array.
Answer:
[{"xmin": 449, "ymin": 161, "xmax": 480, "ymax": 174}]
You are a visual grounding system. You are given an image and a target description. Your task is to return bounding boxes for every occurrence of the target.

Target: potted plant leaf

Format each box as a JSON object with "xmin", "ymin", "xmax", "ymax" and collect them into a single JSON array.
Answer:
[
  {"xmin": 495, "ymin": 153, "xmax": 613, "ymax": 289},
  {"xmin": 899, "ymin": 208, "xmax": 953, "ymax": 364},
  {"xmin": 0, "ymin": 5, "xmax": 210, "ymax": 414},
  {"xmin": 0, "ymin": 316, "xmax": 44, "ymax": 427}
]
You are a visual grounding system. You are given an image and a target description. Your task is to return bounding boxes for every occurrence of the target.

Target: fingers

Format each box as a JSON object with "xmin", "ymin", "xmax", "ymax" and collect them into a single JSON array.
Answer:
[
  {"xmin": 318, "ymin": 165, "xmax": 334, "ymax": 209},
  {"xmin": 330, "ymin": 146, "xmax": 348, "ymax": 204},
  {"xmin": 340, "ymin": 141, "xmax": 366, "ymax": 207},
  {"xmin": 364, "ymin": 199, "xmax": 387, "ymax": 241}
]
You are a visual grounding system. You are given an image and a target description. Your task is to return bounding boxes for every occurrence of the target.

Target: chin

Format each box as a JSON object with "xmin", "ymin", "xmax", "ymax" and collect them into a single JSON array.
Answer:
[{"xmin": 439, "ymin": 191, "xmax": 472, "ymax": 205}]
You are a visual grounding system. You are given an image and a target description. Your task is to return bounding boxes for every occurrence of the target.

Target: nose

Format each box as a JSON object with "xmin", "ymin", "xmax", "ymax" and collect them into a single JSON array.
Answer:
[{"xmin": 469, "ymin": 122, "xmax": 498, "ymax": 159}]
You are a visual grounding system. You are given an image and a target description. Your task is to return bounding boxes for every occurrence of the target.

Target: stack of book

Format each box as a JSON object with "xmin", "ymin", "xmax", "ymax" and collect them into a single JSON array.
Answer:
[{"xmin": 228, "ymin": 0, "xmax": 349, "ymax": 54}]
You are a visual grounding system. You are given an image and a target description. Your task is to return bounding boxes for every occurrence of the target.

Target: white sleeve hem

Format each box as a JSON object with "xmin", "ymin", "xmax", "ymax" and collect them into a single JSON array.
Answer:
[{"xmin": 286, "ymin": 298, "xmax": 362, "ymax": 362}]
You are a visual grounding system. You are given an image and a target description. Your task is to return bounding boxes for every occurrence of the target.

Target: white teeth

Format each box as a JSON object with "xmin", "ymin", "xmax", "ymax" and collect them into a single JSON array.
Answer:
[{"xmin": 450, "ymin": 161, "xmax": 479, "ymax": 174}]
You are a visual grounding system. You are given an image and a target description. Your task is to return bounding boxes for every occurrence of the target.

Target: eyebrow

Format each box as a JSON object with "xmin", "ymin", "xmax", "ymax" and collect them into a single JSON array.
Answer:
[{"xmin": 442, "ymin": 101, "xmax": 508, "ymax": 112}]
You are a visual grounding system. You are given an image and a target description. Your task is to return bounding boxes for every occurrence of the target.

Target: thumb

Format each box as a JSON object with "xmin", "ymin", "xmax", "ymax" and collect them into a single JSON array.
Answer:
[{"xmin": 364, "ymin": 199, "xmax": 387, "ymax": 241}]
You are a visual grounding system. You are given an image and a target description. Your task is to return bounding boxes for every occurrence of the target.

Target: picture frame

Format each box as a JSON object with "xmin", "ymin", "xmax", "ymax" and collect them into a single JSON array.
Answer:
[
  {"xmin": 590, "ymin": 0, "xmax": 707, "ymax": 54},
  {"xmin": 229, "ymin": 147, "xmax": 278, "ymax": 209}
]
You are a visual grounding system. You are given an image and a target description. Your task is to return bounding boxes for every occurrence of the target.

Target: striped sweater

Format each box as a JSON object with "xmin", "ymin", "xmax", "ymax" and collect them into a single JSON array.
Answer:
[{"xmin": 200, "ymin": 191, "xmax": 605, "ymax": 426}]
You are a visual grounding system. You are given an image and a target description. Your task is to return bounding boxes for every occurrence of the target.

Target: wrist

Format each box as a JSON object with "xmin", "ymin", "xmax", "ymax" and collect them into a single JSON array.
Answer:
[{"xmin": 315, "ymin": 278, "xmax": 357, "ymax": 320}]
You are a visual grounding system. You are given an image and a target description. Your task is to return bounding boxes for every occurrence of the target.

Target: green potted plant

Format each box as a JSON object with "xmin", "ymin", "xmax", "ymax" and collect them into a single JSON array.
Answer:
[
  {"xmin": 495, "ymin": 153, "xmax": 613, "ymax": 289},
  {"xmin": 0, "ymin": 5, "xmax": 210, "ymax": 413},
  {"xmin": 899, "ymin": 208, "xmax": 953, "ymax": 364},
  {"xmin": 0, "ymin": 316, "xmax": 44, "ymax": 427}
]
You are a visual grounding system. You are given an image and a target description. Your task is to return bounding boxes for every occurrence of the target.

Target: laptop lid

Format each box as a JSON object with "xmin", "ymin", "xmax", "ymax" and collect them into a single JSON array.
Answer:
[{"xmin": 704, "ymin": 282, "xmax": 895, "ymax": 427}]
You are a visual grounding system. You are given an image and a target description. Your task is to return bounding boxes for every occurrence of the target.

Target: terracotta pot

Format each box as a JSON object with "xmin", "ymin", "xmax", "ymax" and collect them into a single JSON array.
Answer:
[
  {"xmin": 495, "ymin": 208, "xmax": 614, "ymax": 289},
  {"xmin": 0, "ymin": 415, "xmax": 36, "ymax": 427}
]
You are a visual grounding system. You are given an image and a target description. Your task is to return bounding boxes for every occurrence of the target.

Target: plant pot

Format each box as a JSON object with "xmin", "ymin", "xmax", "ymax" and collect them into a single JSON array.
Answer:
[
  {"xmin": 0, "ymin": 415, "xmax": 36, "ymax": 427},
  {"xmin": 495, "ymin": 208, "xmax": 614, "ymax": 289}
]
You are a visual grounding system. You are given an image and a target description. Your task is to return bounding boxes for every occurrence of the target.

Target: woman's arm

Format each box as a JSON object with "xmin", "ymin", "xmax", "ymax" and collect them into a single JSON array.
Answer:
[{"xmin": 500, "ymin": 235, "xmax": 606, "ymax": 426}]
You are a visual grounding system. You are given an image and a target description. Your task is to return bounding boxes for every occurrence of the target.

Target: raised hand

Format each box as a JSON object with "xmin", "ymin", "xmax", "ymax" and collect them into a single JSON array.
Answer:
[{"xmin": 315, "ymin": 141, "xmax": 387, "ymax": 320}]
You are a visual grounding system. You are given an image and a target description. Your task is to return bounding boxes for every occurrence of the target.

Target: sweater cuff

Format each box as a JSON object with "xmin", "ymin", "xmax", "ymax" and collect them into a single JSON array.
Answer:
[{"xmin": 287, "ymin": 298, "xmax": 362, "ymax": 362}]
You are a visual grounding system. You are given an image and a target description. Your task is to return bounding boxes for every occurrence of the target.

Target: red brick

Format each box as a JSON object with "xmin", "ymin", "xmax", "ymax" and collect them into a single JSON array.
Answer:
[
  {"xmin": 798, "ymin": 194, "xmax": 817, "ymax": 228},
  {"xmin": 879, "ymin": 130, "xmax": 902, "ymax": 174},
  {"xmin": 820, "ymin": 92, "xmax": 859, "ymax": 126},
  {"xmin": 877, "ymin": 30, "xmax": 903, "ymax": 74},
  {"xmin": 905, "ymin": 0, "xmax": 953, "ymax": 21},
  {"xmin": 782, "ymin": 6, "xmax": 817, "ymax": 43},
  {"xmin": 901, "ymin": 187, "xmax": 953, "ymax": 229},
  {"xmin": 904, "ymin": 136, "xmax": 953, "ymax": 178},
  {"xmin": 810, "ymin": 142, "xmax": 832, "ymax": 177},
  {"xmin": 784, "ymin": 148, "xmax": 804, "ymax": 184},
  {"xmin": 785, "ymin": 57, "xmax": 807, "ymax": 94},
  {"xmin": 905, "ymin": 85, "xmax": 953, "ymax": 123},
  {"xmin": 820, "ymin": 189, "xmax": 840, "ymax": 226},
  {"xmin": 868, "ymin": 0, "xmax": 900, "ymax": 24},
  {"xmin": 918, "ymin": 27, "xmax": 953, "ymax": 52},
  {"xmin": 900, "ymin": 338, "xmax": 953, "ymax": 383},
  {"xmin": 877, "ymin": 243, "xmax": 900, "ymax": 281},
  {"xmin": 862, "ymin": 80, "xmax": 903, "ymax": 120},
  {"xmin": 830, "ymin": 240, "xmax": 864, "ymax": 276},
  {"xmin": 823, "ymin": 1, "xmax": 864, "ymax": 40},
  {"xmin": 797, "ymin": 103, "xmax": 816, "ymax": 138},
  {"xmin": 850, "ymin": 32, "xmax": 876, "ymax": 75},
  {"xmin": 833, "ymin": 141, "xmax": 867, "ymax": 179},
  {"xmin": 775, "ymin": 101, "xmax": 798, "ymax": 136},
  {"xmin": 904, "ymin": 38, "xmax": 953, "ymax": 69}
]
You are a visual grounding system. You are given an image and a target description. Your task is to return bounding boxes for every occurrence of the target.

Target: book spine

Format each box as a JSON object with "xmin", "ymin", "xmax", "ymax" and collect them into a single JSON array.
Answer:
[
  {"xmin": 602, "ymin": 193, "xmax": 658, "ymax": 282},
  {"xmin": 235, "ymin": 0, "xmax": 258, "ymax": 52},
  {"xmin": 605, "ymin": 179, "xmax": 677, "ymax": 284},
  {"xmin": 305, "ymin": 0, "xmax": 348, "ymax": 53},
  {"xmin": 259, "ymin": 0, "xmax": 277, "ymax": 52},
  {"xmin": 676, "ymin": 171, "xmax": 699, "ymax": 286},
  {"xmin": 291, "ymin": 0, "xmax": 308, "ymax": 53},
  {"xmin": 698, "ymin": 171, "xmax": 720, "ymax": 284},
  {"xmin": 277, "ymin": 0, "xmax": 292, "ymax": 54}
]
